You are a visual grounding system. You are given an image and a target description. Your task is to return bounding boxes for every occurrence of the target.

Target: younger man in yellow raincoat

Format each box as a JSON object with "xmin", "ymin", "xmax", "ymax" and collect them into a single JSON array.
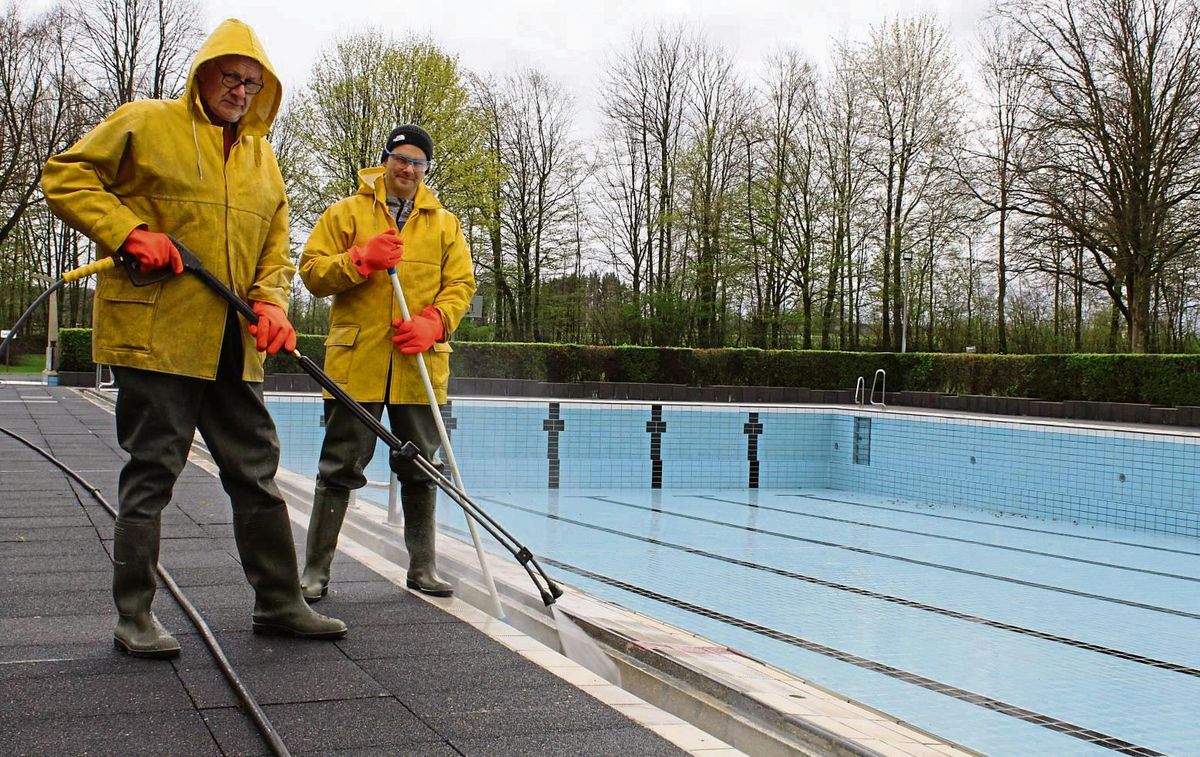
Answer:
[
  {"xmin": 41, "ymin": 19, "xmax": 347, "ymax": 657},
  {"xmin": 298, "ymin": 125, "xmax": 475, "ymax": 600}
]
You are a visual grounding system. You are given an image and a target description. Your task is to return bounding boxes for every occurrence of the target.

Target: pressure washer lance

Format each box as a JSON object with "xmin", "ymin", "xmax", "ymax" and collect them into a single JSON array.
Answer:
[
  {"xmin": 5, "ymin": 241, "xmax": 564, "ymax": 606},
  {"xmin": 386, "ymin": 265, "xmax": 505, "ymax": 619}
]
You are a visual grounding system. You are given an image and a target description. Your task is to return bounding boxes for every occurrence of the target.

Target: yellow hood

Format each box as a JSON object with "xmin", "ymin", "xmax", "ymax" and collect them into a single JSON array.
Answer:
[{"xmin": 185, "ymin": 18, "xmax": 281, "ymax": 136}]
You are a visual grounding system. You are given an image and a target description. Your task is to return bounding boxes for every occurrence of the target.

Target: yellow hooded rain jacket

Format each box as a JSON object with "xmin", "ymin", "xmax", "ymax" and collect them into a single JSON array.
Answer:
[
  {"xmin": 41, "ymin": 18, "xmax": 292, "ymax": 381},
  {"xmin": 299, "ymin": 167, "xmax": 475, "ymax": 404}
]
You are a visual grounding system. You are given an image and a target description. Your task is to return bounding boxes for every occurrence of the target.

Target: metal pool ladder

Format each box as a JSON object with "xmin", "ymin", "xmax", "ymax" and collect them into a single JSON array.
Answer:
[{"xmin": 870, "ymin": 369, "xmax": 886, "ymax": 407}]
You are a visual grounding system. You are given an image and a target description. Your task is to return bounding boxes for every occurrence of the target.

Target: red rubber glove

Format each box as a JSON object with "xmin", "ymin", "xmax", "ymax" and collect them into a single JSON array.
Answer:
[
  {"xmin": 392, "ymin": 305, "xmax": 445, "ymax": 355},
  {"xmin": 348, "ymin": 229, "xmax": 403, "ymax": 277},
  {"xmin": 123, "ymin": 228, "xmax": 183, "ymax": 275},
  {"xmin": 247, "ymin": 301, "xmax": 297, "ymax": 354}
]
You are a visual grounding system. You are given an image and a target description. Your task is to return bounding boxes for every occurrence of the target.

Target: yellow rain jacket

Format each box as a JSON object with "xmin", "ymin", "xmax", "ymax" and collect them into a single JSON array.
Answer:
[
  {"xmin": 299, "ymin": 167, "xmax": 475, "ymax": 404},
  {"xmin": 41, "ymin": 19, "xmax": 292, "ymax": 381}
]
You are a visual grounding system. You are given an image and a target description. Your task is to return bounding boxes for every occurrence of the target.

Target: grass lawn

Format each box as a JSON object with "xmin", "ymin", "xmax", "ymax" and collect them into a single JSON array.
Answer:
[{"xmin": 0, "ymin": 353, "xmax": 46, "ymax": 373}]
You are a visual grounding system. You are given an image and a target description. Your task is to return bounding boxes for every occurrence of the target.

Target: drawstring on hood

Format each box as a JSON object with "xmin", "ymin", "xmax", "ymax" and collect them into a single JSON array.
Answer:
[{"xmin": 191, "ymin": 121, "xmax": 204, "ymax": 179}]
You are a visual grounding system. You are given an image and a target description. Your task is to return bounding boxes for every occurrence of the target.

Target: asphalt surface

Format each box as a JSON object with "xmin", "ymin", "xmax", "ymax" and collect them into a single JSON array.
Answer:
[{"xmin": 0, "ymin": 383, "xmax": 686, "ymax": 756}]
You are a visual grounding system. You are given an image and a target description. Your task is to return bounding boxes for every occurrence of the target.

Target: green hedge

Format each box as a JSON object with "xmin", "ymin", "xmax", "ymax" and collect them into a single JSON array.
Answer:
[
  {"xmin": 60, "ymin": 328, "xmax": 327, "ymax": 376},
  {"xmin": 57, "ymin": 329, "xmax": 1200, "ymax": 407}
]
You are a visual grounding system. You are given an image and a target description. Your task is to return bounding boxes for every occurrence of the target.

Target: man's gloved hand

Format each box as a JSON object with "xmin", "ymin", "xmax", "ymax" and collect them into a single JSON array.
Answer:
[
  {"xmin": 123, "ymin": 228, "xmax": 183, "ymax": 275},
  {"xmin": 348, "ymin": 229, "xmax": 403, "ymax": 277},
  {"xmin": 392, "ymin": 305, "xmax": 444, "ymax": 355},
  {"xmin": 247, "ymin": 301, "xmax": 297, "ymax": 355}
]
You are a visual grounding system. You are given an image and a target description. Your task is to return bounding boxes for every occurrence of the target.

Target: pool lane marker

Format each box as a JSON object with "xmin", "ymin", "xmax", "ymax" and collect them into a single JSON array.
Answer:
[
  {"xmin": 580, "ymin": 495, "xmax": 1200, "ymax": 621},
  {"xmin": 783, "ymin": 493, "xmax": 1200, "ymax": 558},
  {"xmin": 697, "ymin": 495, "xmax": 1200, "ymax": 583},
  {"xmin": 744, "ymin": 412, "xmax": 762, "ymax": 489},
  {"xmin": 545, "ymin": 558, "xmax": 1167, "ymax": 757},
  {"xmin": 476, "ymin": 493, "xmax": 1200, "ymax": 677},
  {"xmin": 645, "ymin": 405, "xmax": 665, "ymax": 489},
  {"xmin": 543, "ymin": 402, "xmax": 563, "ymax": 489}
]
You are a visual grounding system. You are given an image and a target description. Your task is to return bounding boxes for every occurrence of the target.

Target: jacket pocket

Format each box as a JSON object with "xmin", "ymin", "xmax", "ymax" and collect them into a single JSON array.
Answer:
[
  {"xmin": 94, "ymin": 275, "xmax": 160, "ymax": 353},
  {"xmin": 427, "ymin": 343, "xmax": 452, "ymax": 396},
  {"xmin": 323, "ymin": 324, "xmax": 359, "ymax": 383}
]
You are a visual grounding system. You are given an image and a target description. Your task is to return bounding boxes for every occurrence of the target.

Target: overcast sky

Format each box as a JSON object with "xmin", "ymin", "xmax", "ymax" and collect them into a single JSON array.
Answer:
[
  {"xmin": 22, "ymin": 0, "xmax": 995, "ymax": 136},
  {"xmin": 198, "ymin": 0, "xmax": 994, "ymax": 137}
]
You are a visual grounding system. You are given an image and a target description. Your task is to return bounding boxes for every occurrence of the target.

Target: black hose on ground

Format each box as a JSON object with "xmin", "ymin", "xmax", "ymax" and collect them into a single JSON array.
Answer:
[{"xmin": 0, "ymin": 425, "xmax": 293, "ymax": 757}]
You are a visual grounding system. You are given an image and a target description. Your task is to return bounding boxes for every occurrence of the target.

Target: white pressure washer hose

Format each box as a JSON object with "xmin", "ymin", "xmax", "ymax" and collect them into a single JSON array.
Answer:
[{"xmin": 388, "ymin": 268, "xmax": 505, "ymax": 620}]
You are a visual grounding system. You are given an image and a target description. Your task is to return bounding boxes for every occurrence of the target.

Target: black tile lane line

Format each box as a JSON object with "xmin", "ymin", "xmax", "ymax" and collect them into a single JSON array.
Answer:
[
  {"xmin": 573, "ymin": 495, "xmax": 1200, "ymax": 620},
  {"xmin": 468, "ymin": 495, "xmax": 1200, "ymax": 676},
  {"xmin": 781, "ymin": 493, "xmax": 1200, "ymax": 558},
  {"xmin": 694, "ymin": 495, "xmax": 1200, "ymax": 582},
  {"xmin": 539, "ymin": 558, "xmax": 1166, "ymax": 757}
]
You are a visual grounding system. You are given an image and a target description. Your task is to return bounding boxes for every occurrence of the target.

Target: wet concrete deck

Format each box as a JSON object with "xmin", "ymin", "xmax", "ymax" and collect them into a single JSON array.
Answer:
[{"xmin": 0, "ymin": 384, "xmax": 728, "ymax": 756}]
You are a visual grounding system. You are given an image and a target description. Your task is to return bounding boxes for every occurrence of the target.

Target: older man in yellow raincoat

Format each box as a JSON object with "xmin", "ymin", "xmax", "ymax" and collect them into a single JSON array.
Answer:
[
  {"xmin": 41, "ymin": 18, "xmax": 346, "ymax": 658},
  {"xmin": 298, "ymin": 125, "xmax": 475, "ymax": 601}
]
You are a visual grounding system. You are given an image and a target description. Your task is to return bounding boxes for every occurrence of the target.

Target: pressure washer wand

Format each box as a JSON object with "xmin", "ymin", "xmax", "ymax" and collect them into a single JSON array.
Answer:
[{"xmin": 151, "ymin": 240, "xmax": 563, "ymax": 606}]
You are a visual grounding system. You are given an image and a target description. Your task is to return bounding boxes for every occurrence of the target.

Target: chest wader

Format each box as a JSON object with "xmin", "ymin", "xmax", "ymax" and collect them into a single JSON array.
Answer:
[{"xmin": 111, "ymin": 310, "xmax": 347, "ymax": 653}]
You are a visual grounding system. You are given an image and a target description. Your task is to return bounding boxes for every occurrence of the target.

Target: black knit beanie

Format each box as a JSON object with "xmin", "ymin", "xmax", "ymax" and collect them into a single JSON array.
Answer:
[{"xmin": 380, "ymin": 124, "xmax": 434, "ymax": 163}]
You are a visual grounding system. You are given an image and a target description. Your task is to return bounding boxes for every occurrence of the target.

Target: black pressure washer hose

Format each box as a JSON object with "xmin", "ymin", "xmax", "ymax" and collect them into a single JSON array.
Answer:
[
  {"xmin": 0, "ymin": 242, "xmax": 564, "ymax": 606},
  {"xmin": 0, "ymin": 425, "xmax": 292, "ymax": 757}
]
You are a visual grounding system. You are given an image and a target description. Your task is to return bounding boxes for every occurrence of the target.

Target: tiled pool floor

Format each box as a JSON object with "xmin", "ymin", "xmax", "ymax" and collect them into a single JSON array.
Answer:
[{"xmin": 358, "ymin": 486, "xmax": 1200, "ymax": 756}]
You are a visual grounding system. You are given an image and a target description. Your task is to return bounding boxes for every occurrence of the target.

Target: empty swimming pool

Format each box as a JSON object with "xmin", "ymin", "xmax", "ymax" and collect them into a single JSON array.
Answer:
[{"xmin": 268, "ymin": 396, "xmax": 1200, "ymax": 755}]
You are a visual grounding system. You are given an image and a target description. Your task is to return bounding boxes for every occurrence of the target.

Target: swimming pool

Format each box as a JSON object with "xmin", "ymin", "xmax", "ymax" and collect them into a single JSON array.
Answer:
[{"xmin": 268, "ymin": 396, "xmax": 1200, "ymax": 755}]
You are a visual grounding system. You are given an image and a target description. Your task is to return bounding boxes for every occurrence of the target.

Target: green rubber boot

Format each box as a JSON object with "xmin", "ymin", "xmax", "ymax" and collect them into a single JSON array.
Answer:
[
  {"xmin": 233, "ymin": 507, "xmax": 348, "ymax": 638},
  {"xmin": 299, "ymin": 485, "xmax": 350, "ymax": 603},
  {"xmin": 112, "ymin": 518, "xmax": 181, "ymax": 659},
  {"xmin": 402, "ymin": 488, "xmax": 453, "ymax": 597}
]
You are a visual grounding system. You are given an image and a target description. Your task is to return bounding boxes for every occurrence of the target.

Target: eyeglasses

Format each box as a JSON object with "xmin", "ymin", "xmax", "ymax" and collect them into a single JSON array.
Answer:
[
  {"xmin": 220, "ymin": 71, "xmax": 264, "ymax": 94},
  {"xmin": 385, "ymin": 153, "xmax": 432, "ymax": 171}
]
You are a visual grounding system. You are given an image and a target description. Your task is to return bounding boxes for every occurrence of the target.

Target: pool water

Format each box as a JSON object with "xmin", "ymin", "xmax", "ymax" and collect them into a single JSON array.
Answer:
[{"xmin": 269, "ymin": 396, "xmax": 1200, "ymax": 755}]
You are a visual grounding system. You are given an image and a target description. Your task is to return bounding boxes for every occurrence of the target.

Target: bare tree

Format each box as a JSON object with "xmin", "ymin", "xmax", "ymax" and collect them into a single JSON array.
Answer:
[
  {"xmin": 1000, "ymin": 0, "xmax": 1200, "ymax": 351},
  {"xmin": 0, "ymin": 6, "xmax": 94, "ymax": 332},
  {"xmin": 475, "ymin": 69, "xmax": 588, "ymax": 340},
  {"xmin": 859, "ymin": 15, "xmax": 964, "ymax": 350},
  {"xmin": 958, "ymin": 23, "xmax": 1041, "ymax": 352},
  {"xmin": 466, "ymin": 72, "xmax": 518, "ymax": 340},
  {"xmin": 0, "ymin": 7, "xmax": 79, "ymax": 249},
  {"xmin": 591, "ymin": 120, "xmax": 651, "ymax": 343},
  {"xmin": 682, "ymin": 36, "xmax": 746, "ymax": 347},
  {"xmin": 742, "ymin": 49, "xmax": 817, "ymax": 349},
  {"xmin": 501, "ymin": 70, "xmax": 588, "ymax": 340},
  {"xmin": 602, "ymin": 25, "xmax": 691, "ymax": 344},
  {"xmin": 68, "ymin": 0, "xmax": 201, "ymax": 116},
  {"xmin": 818, "ymin": 44, "xmax": 875, "ymax": 349}
]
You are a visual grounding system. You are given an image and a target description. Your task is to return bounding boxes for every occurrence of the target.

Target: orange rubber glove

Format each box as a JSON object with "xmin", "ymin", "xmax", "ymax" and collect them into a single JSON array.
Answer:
[
  {"xmin": 123, "ymin": 228, "xmax": 183, "ymax": 275},
  {"xmin": 247, "ymin": 301, "xmax": 297, "ymax": 355},
  {"xmin": 348, "ymin": 229, "xmax": 403, "ymax": 277},
  {"xmin": 392, "ymin": 305, "xmax": 444, "ymax": 355}
]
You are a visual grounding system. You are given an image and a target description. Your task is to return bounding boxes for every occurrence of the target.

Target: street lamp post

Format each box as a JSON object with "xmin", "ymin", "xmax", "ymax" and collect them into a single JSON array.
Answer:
[
  {"xmin": 900, "ymin": 251, "xmax": 913, "ymax": 353},
  {"xmin": 29, "ymin": 272, "xmax": 58, "ymax": 386}
]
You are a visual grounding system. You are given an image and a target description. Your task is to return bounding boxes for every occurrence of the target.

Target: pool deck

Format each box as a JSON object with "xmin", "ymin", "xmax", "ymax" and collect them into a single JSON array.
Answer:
[{"xmin": 0, "ymin": 383, "xmax": 978, "ymax": 756}]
